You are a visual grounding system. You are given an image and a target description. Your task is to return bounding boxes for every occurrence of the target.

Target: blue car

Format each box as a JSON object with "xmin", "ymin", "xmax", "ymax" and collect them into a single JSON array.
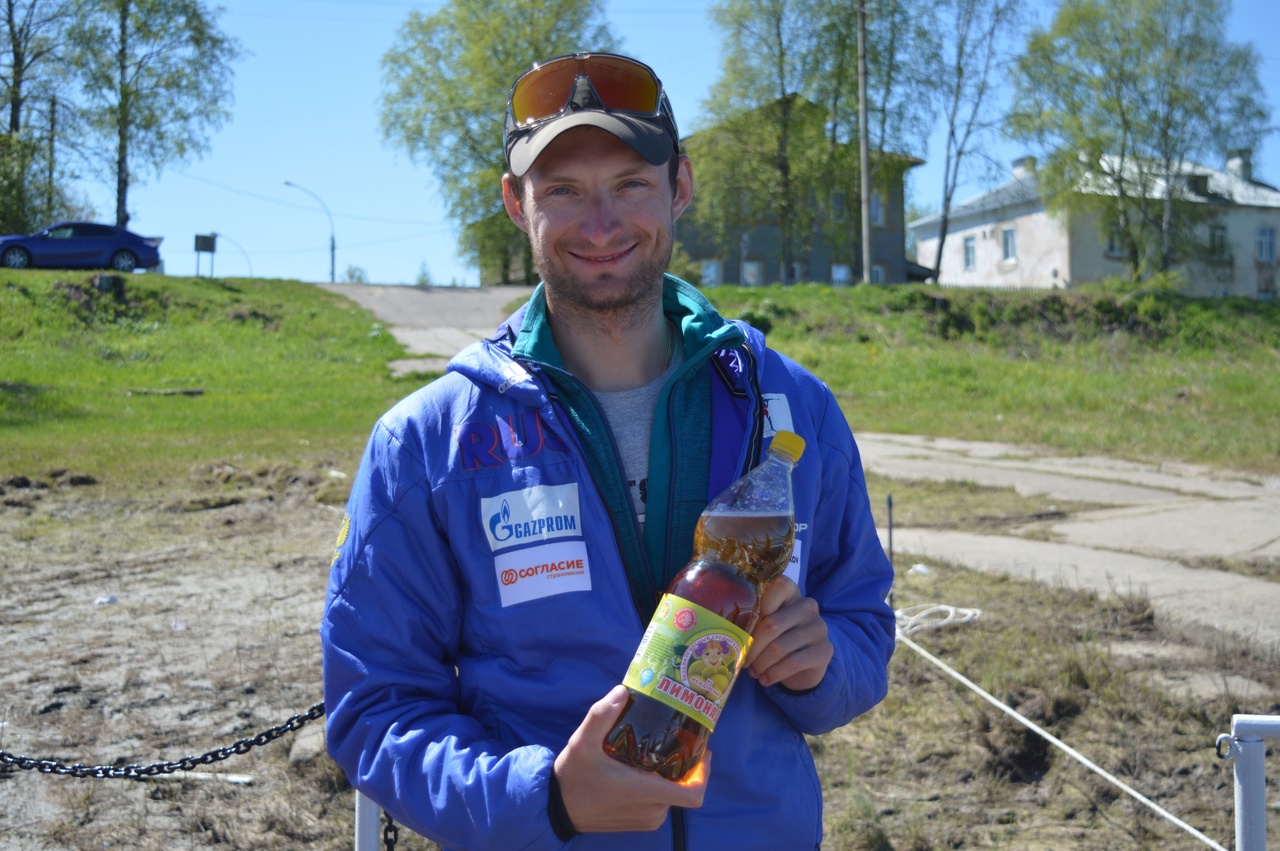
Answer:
[{"xmin": 0, "ymin": 222, "xmax": 163, "ymax": 272}]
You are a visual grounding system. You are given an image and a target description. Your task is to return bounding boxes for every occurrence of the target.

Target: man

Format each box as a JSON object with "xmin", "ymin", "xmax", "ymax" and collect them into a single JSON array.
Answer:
[{"xmin": 322, "ymin": 52, "xmax": 895, "ymax": 850}]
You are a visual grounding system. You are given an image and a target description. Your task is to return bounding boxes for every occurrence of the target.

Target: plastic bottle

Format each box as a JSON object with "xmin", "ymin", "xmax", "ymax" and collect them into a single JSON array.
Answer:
[{"xmin": 602, "ymin": 430, "xmax": 805, "ymax": 781}]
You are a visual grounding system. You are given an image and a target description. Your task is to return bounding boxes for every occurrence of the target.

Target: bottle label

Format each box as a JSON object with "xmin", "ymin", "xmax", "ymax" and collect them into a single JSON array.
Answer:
[{"xmin": 621, "ymin": 593, "xmax": 752, "ymax": 731}]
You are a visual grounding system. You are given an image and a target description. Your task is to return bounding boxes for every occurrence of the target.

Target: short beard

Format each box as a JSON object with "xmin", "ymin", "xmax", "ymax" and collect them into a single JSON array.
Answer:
[{"xmin": 533, "ymin": 226, "xmax": 674, "ymax": 326}]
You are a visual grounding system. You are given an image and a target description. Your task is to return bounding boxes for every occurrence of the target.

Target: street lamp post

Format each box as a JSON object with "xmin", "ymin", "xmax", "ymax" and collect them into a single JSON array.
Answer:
[
  {"xmin": 211, "ymin": 231, "xmax": 254, "ymax": 279},
  {"xmin": 284, "ymin": 180, "xmax": 335, "ymax": 283}
]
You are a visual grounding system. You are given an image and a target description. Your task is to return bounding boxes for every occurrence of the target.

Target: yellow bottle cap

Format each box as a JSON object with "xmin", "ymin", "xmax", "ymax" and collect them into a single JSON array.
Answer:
[{"xmin": 769, "ymin": 430, "xmax": 805, "ymax": 463}]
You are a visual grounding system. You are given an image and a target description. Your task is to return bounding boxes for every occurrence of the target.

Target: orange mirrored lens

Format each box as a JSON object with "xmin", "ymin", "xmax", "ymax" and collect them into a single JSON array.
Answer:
[
  {"xmin": 581, "ymin": 56, "xmax": 659, "ymax": 112},
  {"xmin": 510, "ymin": 58, "xmax": 582, "ymax": 127},
  {"xmin": 510, "ymin": 55, "xmax": 660, "ymax": 127}
]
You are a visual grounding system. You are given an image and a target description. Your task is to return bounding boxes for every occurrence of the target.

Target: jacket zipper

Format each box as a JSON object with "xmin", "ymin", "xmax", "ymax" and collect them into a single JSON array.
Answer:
[
  {"xmin": 739, "ymin": 342, "xmax": 766, "ymax": 474},
  {"xmin": 520, "ymin": 359, "xmax": 657, "ymax": 622}
]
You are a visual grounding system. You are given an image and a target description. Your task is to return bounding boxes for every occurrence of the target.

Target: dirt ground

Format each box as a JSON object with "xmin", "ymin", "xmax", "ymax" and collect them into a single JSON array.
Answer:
[
  {"xmin": 1, "ymin": 465, "xmax": 1276, "ymax": 850},
  {"xmin": 0, "ymin": 469, "xmax": 349, "ymax": 850}
]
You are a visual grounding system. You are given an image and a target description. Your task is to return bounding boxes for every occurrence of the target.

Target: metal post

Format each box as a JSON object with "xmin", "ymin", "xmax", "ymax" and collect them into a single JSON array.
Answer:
[
  {"xmin": 1223, "ymin": 714, "xmax": 1280, "ymax": 851},
  {"xmin": 887, "ymin": 493, "xmax": 894, "ymax": 566},
  {"xmin": 354, "ymin": 790, "xmax": 382, "ymax": 851},
  {"xmin": 284, "ymin": 180, "xmax": 336, "ymax": 283},
  {"xmin": 886, "ymin": 493, "xmax": 894, "ymax": 609}
]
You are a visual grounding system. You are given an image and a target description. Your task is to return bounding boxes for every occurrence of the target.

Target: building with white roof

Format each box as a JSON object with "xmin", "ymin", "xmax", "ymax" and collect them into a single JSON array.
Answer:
[{"xmin": 909, "ymin": 151, "xmax": 1280, "ymax": 299}]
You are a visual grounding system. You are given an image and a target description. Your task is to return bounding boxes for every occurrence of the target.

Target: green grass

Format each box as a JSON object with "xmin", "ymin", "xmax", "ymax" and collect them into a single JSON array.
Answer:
[
  {"xmin": 1, "ymin": 270, "xmax": 424, "ymax": 490},
  {"xmin": 5, "ymin": 272, "xmax": 1279, "ymax": 492},
  {"xmin": 703, "ymin": 283, "xmax": 1280, "ymax": 474}
]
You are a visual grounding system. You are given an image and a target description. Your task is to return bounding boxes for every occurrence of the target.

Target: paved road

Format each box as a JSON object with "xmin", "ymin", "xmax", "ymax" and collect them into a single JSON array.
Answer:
[
  {"xmin": 321, "ymin": 283, "xmax": 534, "ymax": 376},
  {"xmin": 322, "ymin": 284, "xmax": 1280, "ymax": 656}
]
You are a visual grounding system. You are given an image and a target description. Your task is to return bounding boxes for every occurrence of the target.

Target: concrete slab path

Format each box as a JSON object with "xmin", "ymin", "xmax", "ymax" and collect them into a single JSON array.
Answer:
[{"xmin": 859, "ymin": 432, "xmax": 1280, "ymax": 654}]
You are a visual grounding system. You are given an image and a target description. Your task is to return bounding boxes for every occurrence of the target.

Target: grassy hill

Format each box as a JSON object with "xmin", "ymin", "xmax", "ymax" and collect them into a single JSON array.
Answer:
[
  {"xmin": 703, "ymin": 282, "xmax": 1280, "ymax": 474},
  {"xmin": 4, "ymin": 270, "xmax": 1279, "ymax": 491},
  {"xmin": 1, "ymin": 271, "xmax": 418, "ymax": 490}
]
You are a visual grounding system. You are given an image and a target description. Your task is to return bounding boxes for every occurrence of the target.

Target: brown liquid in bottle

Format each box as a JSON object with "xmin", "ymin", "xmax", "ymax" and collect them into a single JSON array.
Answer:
[{"xmin": 602, "ymin": 513, "xmax": 795, "ymax": 780}]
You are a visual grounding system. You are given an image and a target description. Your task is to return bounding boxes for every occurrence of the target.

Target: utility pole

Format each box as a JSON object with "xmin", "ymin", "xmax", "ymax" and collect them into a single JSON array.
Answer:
[
  {"xmin": 857, "ymin": 0, "xmax": 872, "ymax": 284},
  {"xmin": 47, "ymin": 96, "xmax": 56, "ymax": 215}
]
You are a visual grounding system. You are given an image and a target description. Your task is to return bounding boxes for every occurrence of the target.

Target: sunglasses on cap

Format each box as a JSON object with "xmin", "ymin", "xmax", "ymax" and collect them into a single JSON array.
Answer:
[{"xmin": 503, "ymin": 53, "xmax": 679, "ymax": 146}]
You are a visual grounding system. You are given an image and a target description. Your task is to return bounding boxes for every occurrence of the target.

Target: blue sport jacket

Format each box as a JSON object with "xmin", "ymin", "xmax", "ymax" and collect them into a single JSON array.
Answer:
[{"xmin": 322, "ymin": 278, "xmax": 896, "ymax": 850}]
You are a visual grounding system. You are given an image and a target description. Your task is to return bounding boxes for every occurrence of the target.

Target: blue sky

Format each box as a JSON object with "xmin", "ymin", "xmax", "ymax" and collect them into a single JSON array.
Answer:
[{"xmin": 89, "ymin": 0, "xmax": 1279, "ymax": 285}]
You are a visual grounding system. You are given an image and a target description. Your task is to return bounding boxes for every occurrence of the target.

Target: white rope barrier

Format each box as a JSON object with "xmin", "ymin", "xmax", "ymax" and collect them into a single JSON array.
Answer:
[{"xmin": 895, "ymin": 605, "xmax": 1230, "ymax": 851}]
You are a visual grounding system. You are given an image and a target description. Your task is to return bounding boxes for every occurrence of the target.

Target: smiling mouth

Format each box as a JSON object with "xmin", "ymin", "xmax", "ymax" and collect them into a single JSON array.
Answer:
[{"xmin": 571, "ymin": 245, "xmax": 635, "ymax": 264}]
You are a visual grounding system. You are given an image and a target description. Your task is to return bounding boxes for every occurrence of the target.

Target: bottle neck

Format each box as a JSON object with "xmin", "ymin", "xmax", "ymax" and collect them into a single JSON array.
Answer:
[{"xmin": 765, "ymin": 449, "xmax": 798, "ymax": 468}]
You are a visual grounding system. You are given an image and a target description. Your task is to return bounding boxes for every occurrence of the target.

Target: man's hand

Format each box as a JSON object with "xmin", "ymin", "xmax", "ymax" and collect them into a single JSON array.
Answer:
[
  {"xmin": 554, "ymin": 685, "xmax": 710, "ymax": 833},
  {"xmin": 743, "ymin": 577, "xmax": 833, "ymax": 692}
]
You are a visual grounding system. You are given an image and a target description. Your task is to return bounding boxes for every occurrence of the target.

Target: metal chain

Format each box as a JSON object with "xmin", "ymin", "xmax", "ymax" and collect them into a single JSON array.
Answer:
[
  {"xmin": 1, "ymin": 700, "xmax": 401, "ymax": 851},
  {"xmin": 0, "ymin": 701, "xmax": 325, "ymax": 780},
  {"xmin": 382, "ymin": 810, "xmax": 400, "ymax": 850}
]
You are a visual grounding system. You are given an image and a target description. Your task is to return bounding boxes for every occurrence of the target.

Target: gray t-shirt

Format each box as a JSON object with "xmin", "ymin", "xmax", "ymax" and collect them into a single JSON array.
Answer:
[{"xmin": 592, "ymin": 338, "xmax": 684, "ymax": 531}]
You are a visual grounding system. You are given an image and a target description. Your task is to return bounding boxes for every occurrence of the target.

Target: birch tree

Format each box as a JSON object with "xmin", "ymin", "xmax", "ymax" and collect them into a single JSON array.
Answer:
[
  {"xmin": 932, "ymin": 0, "xmax": 1021, "ymax": 276},
  {"xmin": 67, "ymin": 0, "xmax": 240, "ymax": 227},
  {"xmin": 1009, "ymin": 0, "xmax": 1268, "ymax": 277},
  {"xmin": 381, "ymin": 0, "xmax": 615, "ymax": 285}
]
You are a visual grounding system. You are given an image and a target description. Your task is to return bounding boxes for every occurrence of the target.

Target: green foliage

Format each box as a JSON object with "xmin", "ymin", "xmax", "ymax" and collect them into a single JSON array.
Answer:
[
  {"xmin": 1, "ymin": 1, "xmax": 96, "ymax": 229},
  {"xmin": 379, "ymin": 0, "xmax": 615, "ymax": 284},
  {"xmin": 0, "ymin": 130, "xmax": 93, "ymax": 232},
  {"xmin": 667, "ymin": 241, "xmax": 702, "ymax": 286},
  {"xmin": 1008, "ymin": 0, "xmax": 1269, "ymax": 278},
  {"xmin": 687, "ymin": 95, "xmax": 832, "ymax": 276},
  {"xmin": 0, "ymin": 133, "xmax": 40, "ymax": 233},
  {"xmin": 697, "ymin": 0, "xmax": 837, "ymax": 280},
  {"xmin": 341, "ymin": 265, "xmax": 369, "ymax": 284},
  {"xmin": 694, "ymin": 0, "xmax": 936, "ymax": 282},
  {"xmin": 704, "ymin": 283, "xmax": 1280, "ymax": 473},
  {"xmin": 0, "ymin": 270, "xmax": 414, "ymax": 487},
  {"xmin": 65, "ymin": 0, "xmax": 242, "ymax": 226}
]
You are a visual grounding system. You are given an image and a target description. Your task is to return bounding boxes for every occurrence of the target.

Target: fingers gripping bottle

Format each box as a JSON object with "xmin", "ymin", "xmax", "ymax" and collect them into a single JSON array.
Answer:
[{"xmin": 603, "ymin": 430, "xmax": 805, "ymax": 781}]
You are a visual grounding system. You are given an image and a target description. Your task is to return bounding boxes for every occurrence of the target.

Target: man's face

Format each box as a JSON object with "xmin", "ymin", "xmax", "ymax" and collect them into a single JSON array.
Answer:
[{"xmin": 503, "ymin": 126, "xmax": 692, "ymax": 318}]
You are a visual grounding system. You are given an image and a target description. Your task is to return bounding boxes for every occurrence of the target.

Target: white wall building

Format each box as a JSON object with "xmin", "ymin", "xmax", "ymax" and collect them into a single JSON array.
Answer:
[{"xmin": 909, "ymin": 152, "xmax": 1280, "ymax": 299}]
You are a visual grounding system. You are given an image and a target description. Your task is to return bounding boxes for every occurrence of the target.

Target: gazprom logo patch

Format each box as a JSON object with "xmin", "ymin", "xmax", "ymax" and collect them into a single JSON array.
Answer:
[{"xmin": 481, "ymin": 483, "xmax": 581, "ymax": 552}]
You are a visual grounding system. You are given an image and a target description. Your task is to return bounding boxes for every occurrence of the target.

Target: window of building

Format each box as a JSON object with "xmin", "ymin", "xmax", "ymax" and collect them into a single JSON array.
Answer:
[
  {"xmin": 1001, "ymin": 227, "xmax": 1017, "ymax": 262},
  {"xmin": 870, "ymin": 264, "xmax": 886, "ymax": 283},
  {"xmin": 742, "ymin": 259, "xmax": 764, "ymax": 287},
  {"xmin": 699, "ymin": 259, "xmax": 722, "ymax": 287},
  {"xmin": 1106, "ymin": 228, "xmax": 1126, "ymax": 257},
  {"xmin": 1208, "ymin": 225, "xmax": 1229, "ymax": 261},
  {"xmin": 870, "ymin": 192, "xmax": 885, "ymax": 227},
  {"xmin": 831, "ymin": 264, "xmax": 852, "ymax": 286},
  {"xmin": 963, "ymin": 236, "xmax": 976, "ymax": 271},
  {"xmin": 1259, "ymin": 227, "xmax": 1277, "ymax": 264},
  {"xmin": 790, "ymin": 261, "xmax": 806, "ymax": 284}
]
